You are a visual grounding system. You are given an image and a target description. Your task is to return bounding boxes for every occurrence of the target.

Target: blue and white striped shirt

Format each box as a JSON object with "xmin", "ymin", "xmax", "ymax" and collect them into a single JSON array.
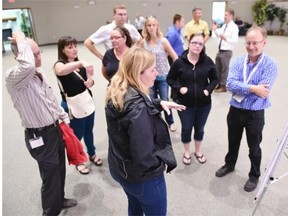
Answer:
[{"xmin": 227, "ymin": 53, "xmax": 278, "ymax": 110}]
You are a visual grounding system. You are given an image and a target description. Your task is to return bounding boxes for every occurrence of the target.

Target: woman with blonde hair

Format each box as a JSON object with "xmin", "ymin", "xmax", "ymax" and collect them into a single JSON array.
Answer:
[
  {"xmin": 140, "ymin": 16, "xmax": 179, "ymax": 132},
  {"xmin": 105, "ymin": 46, "xmax": 185, "ymax": 215}
]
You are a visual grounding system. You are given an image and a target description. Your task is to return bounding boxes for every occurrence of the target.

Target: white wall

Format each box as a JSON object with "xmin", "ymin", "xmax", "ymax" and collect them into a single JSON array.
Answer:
[{"xmin": 3, "ymin": 0, "xmax": 255, "ymax": 45}]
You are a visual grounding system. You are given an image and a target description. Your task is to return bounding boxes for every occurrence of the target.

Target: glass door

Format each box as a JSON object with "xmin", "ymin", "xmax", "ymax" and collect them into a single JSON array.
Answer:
[
  {"xmin": 2, "ymin": 8, "xmax": 37, "ymax": 52},
  {"xmin": 212, "ymin": 1, "xmax": 227, "ymax": 38}
]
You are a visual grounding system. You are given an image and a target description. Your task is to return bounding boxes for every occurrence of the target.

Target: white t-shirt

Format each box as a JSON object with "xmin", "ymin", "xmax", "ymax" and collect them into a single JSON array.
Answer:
[
  {"xmin": 135, "ymin": 16, "xmax": 145, "ymax": 30},
  {"xmin": 89, "ymin": 21, "xmax": 141, "ymax": 50}
]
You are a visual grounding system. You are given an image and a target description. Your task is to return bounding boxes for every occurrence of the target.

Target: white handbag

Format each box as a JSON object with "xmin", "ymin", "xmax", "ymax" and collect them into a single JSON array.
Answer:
[
  {"xmin": 65, "ymin": 89, "xmax": 95, "ymax": 119},
  {"xmin": 57, "ymin": 71, "xmax": 95, "ymax": 119}
]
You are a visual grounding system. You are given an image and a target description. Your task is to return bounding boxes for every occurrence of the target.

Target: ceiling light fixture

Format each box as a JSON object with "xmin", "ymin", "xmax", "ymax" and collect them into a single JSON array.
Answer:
[
  {"xmin": 88, "ymin": 0, "xmax": 96, "ymax": 5},
  {"xmin": 73, "ymin": 4, "xmax": 80, "ymax": 9}
]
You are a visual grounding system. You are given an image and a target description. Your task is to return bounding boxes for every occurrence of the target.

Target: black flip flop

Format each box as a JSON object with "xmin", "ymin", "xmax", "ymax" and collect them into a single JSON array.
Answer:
[
  {"xmin": 183, "ymin": 154, "xmax": 191, "ymax": 165},
  {"xmin": 194, "ymin": 153, "xmax": 207, "ymax": 164},
  {"xmin": 89, "ymin": 155, "xmax": 103, "ymax": 166}
]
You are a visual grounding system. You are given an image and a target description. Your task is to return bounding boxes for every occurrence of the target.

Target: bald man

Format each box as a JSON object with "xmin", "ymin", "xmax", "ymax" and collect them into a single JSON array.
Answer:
[
  {"xmin": 6, "ymin": 31, "xmax": 77, "ymax": 215},
  {"xmin": 215, "ymin": 26, "xmax": 278, "ymax": 192}
]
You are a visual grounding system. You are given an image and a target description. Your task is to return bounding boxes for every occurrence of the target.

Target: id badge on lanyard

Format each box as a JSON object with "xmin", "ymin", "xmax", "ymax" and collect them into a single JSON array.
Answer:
[
  {"xmin": 232, "ymin": 54, "xmax": 265, "ymax": 103},
  {"xmin": 29, "ymin": 134, "xmax": 44, "ymax": 149}
]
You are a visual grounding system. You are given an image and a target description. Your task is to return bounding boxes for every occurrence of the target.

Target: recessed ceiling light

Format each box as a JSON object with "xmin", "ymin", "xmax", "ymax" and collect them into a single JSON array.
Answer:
[
  {"xmin": 88, "ymin": 0, "xmax": 96, "ymax": 5},
  {"xmin": 73, "ymin": 5, "xmax": 80, "ymax": 9}
]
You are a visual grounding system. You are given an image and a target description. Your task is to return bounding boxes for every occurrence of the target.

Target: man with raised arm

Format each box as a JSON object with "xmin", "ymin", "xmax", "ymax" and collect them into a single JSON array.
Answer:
[{"xmin": 84, "ymin": 4, "xmax": 141, "ymax": 60}]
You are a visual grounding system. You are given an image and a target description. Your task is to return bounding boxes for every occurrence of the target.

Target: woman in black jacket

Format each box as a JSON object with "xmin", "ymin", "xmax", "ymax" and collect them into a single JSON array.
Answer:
[
  {"xmin": 167, "ymin": 33, "xmax": 218, "ymax": 165},
  {"xmin": 105, "ymin": 46, "xmax": 185, "ymax": 216}
]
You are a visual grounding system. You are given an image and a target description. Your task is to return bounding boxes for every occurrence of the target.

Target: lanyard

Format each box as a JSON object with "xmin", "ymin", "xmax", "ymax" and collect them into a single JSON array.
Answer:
[{"xmin": 243, "ymin": 53, "xmax": 265, "ymax": 84}]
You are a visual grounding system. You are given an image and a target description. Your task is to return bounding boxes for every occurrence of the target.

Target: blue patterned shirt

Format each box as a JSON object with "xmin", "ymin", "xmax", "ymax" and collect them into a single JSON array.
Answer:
[{"xmin": 227, "ymin": 53, "xmax": 278, "ymax": 110}]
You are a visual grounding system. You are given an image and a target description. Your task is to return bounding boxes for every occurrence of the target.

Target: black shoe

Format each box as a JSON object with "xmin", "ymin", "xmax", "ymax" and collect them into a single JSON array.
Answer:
[
  {"xmin": 244, "ymin": 178, "xmax": 259, "ymax": 192},
  {"xmin": 62, "ymin": 198, "xmax": 77, "ymax": 209},
  {"xmin": 215, "ymin": 165, "xmax": 234, "ymax": 177}
]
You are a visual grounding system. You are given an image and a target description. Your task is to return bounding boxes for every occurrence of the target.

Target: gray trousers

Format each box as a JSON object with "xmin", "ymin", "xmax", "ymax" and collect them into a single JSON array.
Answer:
[{"xmin": 215, "ymin": 50, "xmax": 232, "ymax": 87}]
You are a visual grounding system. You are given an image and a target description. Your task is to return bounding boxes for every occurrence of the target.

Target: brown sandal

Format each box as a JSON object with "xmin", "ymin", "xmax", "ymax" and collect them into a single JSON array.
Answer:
[
  {"xmin": 89, "ymin": 155, "xmax": 103, "ymax": 166},
  {"xmin": 182, "ymin": 154, "xmax": 191, "ymax": 165},
  {"xmin": 75, "ymin": 164, "xmax": 89, "ymax": 175},
  {"xmin": 194, "ymin": 153, "xmax": 207, "ymax": 164}
]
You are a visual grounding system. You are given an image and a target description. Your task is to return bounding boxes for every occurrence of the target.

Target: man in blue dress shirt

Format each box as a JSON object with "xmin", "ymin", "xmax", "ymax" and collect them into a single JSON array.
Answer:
[
  {"xmin": 166, "ymin": 14, "xmax": 185, "ymax": 65},
  {"xmin": 215, "ymin": 26, "xmax": 278, "ymax": 192}
]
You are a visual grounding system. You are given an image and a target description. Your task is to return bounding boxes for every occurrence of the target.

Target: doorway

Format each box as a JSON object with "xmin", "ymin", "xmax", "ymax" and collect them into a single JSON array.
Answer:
[
  {"xmin": 212, "ymin": 1, "xmax": 227, "ymax": 37},
  {"xmin": 2, "ymin": 8, "xmax": 37, "ymax": 52}
]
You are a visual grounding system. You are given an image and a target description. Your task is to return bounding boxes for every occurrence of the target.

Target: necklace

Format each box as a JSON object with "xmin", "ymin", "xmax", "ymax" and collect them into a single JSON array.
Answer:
[{"xmin": 188, "ymin": 54, "xmax": 199, "ymax": 70}]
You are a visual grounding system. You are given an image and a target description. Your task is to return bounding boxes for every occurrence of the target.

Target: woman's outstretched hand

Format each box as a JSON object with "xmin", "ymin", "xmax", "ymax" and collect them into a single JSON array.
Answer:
[{"xmin": 160, "ymin": 101, "xmax": 186, "ymax": 115}]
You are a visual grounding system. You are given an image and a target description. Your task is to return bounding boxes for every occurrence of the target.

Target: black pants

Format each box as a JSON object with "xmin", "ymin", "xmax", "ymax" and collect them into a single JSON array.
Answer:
[
  {"xmin": 225, "ymin": 106, "xmax": 265, "ymax": 180},
  {"xmin": 25, "ymin": 125, "xmax": 66, "ymax": 216}
]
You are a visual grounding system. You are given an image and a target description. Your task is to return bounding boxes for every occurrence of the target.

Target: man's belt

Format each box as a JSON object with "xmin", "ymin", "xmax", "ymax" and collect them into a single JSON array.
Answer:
[
  {"xmin": 219, "ymin": 49, "xmax": 232, "ymax": 52},
  {"xmin": 25, "ymin": 121, "xmax": 59, "ymax": 132}
]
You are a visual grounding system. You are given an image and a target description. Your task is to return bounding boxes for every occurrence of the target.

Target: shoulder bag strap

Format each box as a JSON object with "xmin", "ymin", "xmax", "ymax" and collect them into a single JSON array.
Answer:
[
  {"xmin": 73, "ymin": 71, "xmax": 92, "ymax": 97},
  {"xmin": 55, "ymin": 75, "xmax": 66, "ymax": 95},
  {"xmin": 73, "ymin": 70, "xmax": 86, "ymax": 82}
]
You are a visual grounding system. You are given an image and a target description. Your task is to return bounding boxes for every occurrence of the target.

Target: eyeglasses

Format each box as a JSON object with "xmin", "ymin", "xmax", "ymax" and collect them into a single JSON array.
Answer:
[
  {"xmin": 190, "ymin": 41, "xmax": 203, "ymax": 47},
  {"xmin": 33, "ymin": 50, "xmax": 43, "ymax": 57},
  {"xmin": 116, "ymin": 13, "xmax": 127, "ymax": 17},
  {"xmin": 245, "ymin": 40, "xmax": 264, "ymax": 46},
  {"xmin": 110, "ymin": 36, "xmax": 123, "ymax": 40}
]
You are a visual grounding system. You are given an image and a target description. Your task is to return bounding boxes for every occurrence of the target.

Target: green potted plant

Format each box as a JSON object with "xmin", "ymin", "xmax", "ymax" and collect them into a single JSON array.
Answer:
[
  {"xmin": 265, "ymin": 4, "xmax": 278, "ymax": 34},
  {"xmin": 20, "ymin": 13, "xmax": 29, "ymax": 37},
  {"xmin": 252, "ymin": 0, "xmax": 267, "ymax": 26},
  {"xmin": 277, "ymin": 7, "xmax": 287, "ymax": 35}
]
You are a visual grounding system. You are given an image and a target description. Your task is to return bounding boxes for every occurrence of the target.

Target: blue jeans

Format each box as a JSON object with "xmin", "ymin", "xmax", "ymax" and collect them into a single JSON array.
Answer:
[
  {"xmin": 61, "ymin": 100, "xmax": 96, "ymax": 157},
  {"xmin": 178, "ymin": 104, "xmax": 211, "ymax": 143},
  {"xmin": 110, "ymin": 170, "xmax": 167, "ymax": 216},
  {"xmin": 151, "ymin": 79, "xmax": 174, "ymax": 126}
]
